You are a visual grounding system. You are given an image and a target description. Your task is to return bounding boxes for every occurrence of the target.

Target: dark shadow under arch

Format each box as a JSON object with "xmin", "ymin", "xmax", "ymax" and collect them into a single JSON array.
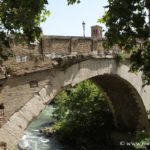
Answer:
[{"xmin": 91, "ymin": 74, "xmax": 150, "ymax": 132}]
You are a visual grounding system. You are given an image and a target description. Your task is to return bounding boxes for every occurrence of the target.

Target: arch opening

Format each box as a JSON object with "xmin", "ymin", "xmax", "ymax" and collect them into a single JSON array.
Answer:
[
  {"xmin": 36, "ymin": 76, "xmax": 150, "ymax": 150},
  {"xmin": 90, "ymin": 74, "xmax": 150, "ymax": 131},
  {"xmin": 45, "ymin": 59, "xmax": 150, "ymax": 132}
]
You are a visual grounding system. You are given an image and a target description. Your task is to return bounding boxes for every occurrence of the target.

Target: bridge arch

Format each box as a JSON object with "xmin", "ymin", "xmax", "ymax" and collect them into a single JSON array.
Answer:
[
  {"xmin": 91, "ymin": 74, "xmax": 149, "ymax": 131},
  {"xmin": 1, "ymin": 58, "xmax": 150, "ymax": 149},
  {"xmin": 45, "ymin": 58, "xmax": 149, "ymax": 131}
]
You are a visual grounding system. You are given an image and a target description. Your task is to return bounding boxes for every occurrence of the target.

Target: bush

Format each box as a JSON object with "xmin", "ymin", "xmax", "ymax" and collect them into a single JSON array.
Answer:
[{"xmin": 47, "ymin": 80, "xmax": 115, "ymax": 149}]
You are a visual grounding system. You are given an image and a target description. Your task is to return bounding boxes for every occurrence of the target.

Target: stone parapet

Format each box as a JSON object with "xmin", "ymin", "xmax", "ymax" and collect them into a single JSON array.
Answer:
[{"xmin": 41, "ymin": 36, "xmax": 105, "ymax": 55}]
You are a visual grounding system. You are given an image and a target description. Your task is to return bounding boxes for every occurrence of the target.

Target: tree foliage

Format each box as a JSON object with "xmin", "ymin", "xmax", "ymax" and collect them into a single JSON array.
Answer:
[
  {"xmin": 98, "ymin": 0, "xmax": 150, "ymax": 85},
  {"xmin": 0, "ymin": 0, "xmax": 50, "ymax": 59},
  {"xmin": 67, "ymin": 0, "xmax": 81, "ymax": 5},
  {"xmin": 49, "ymin": 80, "xmax": 115, "ymax": 149},
  {"xmin": 99, "ymin": 0, "xmax": 149, "ymax": 49},
  {"xmin": 0, "ymin": 0, "xmax": 78, "ymax": 59}
]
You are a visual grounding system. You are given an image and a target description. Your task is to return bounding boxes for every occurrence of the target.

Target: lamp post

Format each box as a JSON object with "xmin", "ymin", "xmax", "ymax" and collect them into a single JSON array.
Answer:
[{"xmin": 82, "ymin": 21, "xmax": 86, "ymax": 38}]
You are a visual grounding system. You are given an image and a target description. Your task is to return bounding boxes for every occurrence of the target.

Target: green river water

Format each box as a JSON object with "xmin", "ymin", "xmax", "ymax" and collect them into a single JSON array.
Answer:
[{"xmin": 19, "ymin": 105, "xmax": 70, "ymax": 150}]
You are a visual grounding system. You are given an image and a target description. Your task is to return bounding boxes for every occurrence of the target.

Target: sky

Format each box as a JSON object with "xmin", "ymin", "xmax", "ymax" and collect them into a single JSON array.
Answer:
[{"xmin": 41, "ymin": 0, "xmax": 108, "ymax": 37}]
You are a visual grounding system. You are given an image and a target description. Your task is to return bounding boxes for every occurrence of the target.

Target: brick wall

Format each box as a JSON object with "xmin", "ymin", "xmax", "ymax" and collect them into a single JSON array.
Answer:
[
  {"xmin": 41, "ymin": 37, "xmax": 71, "ymax": 54},
  {"xmin": 10, "ymin": 35, "xmax": 121, "ymax": 57},
  {"xmin": 72, "ymin": 39, "xmax": 92, "ymax": 53},
  {"xmin": 41, "ymin": 36, "xmax": 104, "ymax": 54},
  {"xmin": 11, "ymin": 42, "xmax": 41, "ymax": 56}
]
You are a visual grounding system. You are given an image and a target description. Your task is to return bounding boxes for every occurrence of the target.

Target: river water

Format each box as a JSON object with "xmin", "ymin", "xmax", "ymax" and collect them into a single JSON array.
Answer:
[
  {"xmin": 18, "ymin": 104, "xmax": 126, "ymax": 150},
  {"xmin": 19, "ymin": 105, "xmax": 70, "ymax": 150}
]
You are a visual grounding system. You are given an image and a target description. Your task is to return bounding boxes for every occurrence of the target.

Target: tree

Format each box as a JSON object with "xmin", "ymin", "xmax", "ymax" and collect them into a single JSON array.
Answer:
[
  {"xmin": 0, "ymin": 0, "xmax": 78, "ymax": 60},
  {"xmin": 45, "ymin": 80, "xmax": 115, "ymax": 149},
  {"xmin": 67, "ymin": 0, "xmax": 80, "ymax": 5},
  {"xmin": 99, "ymin": 0, "xmax": 150, "ymax": 85},
  {"xmin": 0, "ymin": 0, "xmax": 50, "ymax": 59}
]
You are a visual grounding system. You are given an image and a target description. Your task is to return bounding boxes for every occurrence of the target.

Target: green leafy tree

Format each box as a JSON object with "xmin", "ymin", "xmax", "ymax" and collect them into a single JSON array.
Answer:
[
  {"xmin": 0, "ymin": 0, "xmax": 78, "ymax": 60},
  {"xmin": 67, "ymin": 0, "xmax": 80, "ymax": 5},
  {"xmin": 49, "ymin": 80, "xmax": 115, "ymax": 149},
  {"xmin": 99, "ymin": 0, "xmax": 150, "ymax": 85},
  {"xmin": 0, "ymin": 0, "xmax": 50, "ymax": 59}
]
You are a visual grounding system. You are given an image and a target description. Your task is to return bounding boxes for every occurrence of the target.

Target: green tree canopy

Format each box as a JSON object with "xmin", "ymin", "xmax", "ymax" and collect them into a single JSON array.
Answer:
[
  {"xmin": 0, "ymin": 0, "xmax": 50, "ymax": 59},
  {"xmin": 0, "ymin": 0, "xmax": 50, "ymax": 43},
  {"xmin": 99, "ymin": 0, "xmax": 150, "ymax": 49},
  {"xmin": 67, "ymin": 0, "xmax": 80, "ymax": 5},
  {"xmin": 47, "ymin": 80, "xmax": 114, "ymax": 149},
  {"xmin": 99, "ymin": 0, "xmax": 150, "ymax": 85}
]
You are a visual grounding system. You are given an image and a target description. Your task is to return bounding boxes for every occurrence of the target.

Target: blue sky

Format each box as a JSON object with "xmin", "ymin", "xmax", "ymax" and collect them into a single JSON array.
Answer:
[{"xmin": 41, "ymin": 0, "xmax": 108, "ymax": 37}]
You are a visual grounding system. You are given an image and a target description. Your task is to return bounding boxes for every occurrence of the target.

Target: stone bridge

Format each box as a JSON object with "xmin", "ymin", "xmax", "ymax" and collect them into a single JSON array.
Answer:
[{"xmin": 0, "ymin": 35, "xmax": 150, "ymax": 149}]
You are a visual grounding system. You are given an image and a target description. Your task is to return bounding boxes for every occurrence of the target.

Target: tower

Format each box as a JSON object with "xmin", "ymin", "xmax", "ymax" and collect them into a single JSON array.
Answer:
[{"xmin": 91, "ymin": 25, "xmax": 102, "ymax": 40}]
